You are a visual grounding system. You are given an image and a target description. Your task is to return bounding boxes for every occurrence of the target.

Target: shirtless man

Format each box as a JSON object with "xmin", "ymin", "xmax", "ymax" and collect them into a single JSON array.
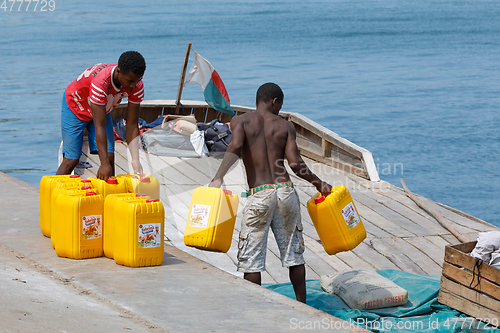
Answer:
[{"xmin": 209, "ymin": 83, "xmax": 332, "ymax": 303}]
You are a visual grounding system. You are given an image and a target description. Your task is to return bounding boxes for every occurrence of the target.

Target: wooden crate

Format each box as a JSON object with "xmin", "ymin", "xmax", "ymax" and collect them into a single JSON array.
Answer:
[{"xmin": 438, "ymin": 241, "xmax": 500, "ymax": 327}]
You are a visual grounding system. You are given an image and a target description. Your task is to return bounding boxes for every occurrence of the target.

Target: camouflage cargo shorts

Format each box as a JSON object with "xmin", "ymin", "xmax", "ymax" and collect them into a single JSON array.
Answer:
[{"xmin": 237, "ymin": 186, "xmax": 305, "ymax": 273}]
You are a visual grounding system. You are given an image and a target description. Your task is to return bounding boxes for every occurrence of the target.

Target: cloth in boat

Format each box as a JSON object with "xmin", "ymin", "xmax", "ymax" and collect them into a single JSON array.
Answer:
[
  {"xmin": 141, "ymin": 120, "xmax": 199, "ymax": 157},
  {"xmin": 113, "ymin": 117, "xmax": 165, "ymax": 142}
]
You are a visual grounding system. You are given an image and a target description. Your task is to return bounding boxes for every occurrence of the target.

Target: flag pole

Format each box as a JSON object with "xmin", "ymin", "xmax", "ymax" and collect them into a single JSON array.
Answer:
[{"xmin": 175, "ymin": 42, "xmax": 192, "ymax": 115}]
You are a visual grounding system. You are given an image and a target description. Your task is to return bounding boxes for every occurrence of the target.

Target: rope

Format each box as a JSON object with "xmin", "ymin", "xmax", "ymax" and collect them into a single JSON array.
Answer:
[{"xmin": 469, "ymin": 258, "xmax": 483, "ymax": 289}]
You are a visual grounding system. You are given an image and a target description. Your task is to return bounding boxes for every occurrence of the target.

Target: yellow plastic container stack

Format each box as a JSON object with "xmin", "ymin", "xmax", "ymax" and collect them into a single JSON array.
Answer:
[
  {"xmin": 184, "ymin": 187, "xmax": 239, "ymax": 253},
  {"xmin": 54, "ymin": 191, "xmax": 104, "ymax": 259},
  {"xmin": 113, "ymin": 199, "xmax": 164, "ymax": 267},
  {"xmin": 88, "ymin": 177, "xmax": 128, "ymax": 197},
  {"xmin": 307, "ymin": 185, "xmax": 366, "ymax": 255},
  {"xmin": 103, "ymin": 193, "xmax": 150, "ymax": 259},
  {"xmin": 117, "ymin": 174, "xmax": 160, "ymax": 200},
  {"xmin": 50, "ymin": 185, "xmax": 95, "ymax": 249},
  {"xmin": 39, "ymin": 175, "xmax": 82, "ymax": 237}
]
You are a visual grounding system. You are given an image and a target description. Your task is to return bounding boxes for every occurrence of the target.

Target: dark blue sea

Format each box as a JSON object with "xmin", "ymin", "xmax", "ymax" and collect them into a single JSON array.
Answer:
[{"xmin": 1, "ymin": 0, "xmax": 499, "ymax": 227}]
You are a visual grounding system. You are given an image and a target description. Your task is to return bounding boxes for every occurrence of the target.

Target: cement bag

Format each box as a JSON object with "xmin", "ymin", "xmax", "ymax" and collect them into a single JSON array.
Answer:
[{"xmin": 320, "ymin": 268, "xmax": 408, "ymax": 310}]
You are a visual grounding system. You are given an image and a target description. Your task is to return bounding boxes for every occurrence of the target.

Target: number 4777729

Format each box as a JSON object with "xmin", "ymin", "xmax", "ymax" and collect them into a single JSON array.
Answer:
[{"xmin": 1, "ymin": 0, "xmax": 56, "ymax": 11}]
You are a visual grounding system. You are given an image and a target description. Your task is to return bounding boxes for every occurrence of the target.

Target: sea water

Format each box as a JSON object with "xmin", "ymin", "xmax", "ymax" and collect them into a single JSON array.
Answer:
[{"xmin": 1, "ymin": 0, "xmax": 499, "ymax": 227}]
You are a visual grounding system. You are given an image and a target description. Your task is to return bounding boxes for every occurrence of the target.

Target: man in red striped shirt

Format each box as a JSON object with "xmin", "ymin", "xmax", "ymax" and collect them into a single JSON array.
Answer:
[{"xmin": 56, "ymin": 51, "xmax": 146, "ymax": 180}]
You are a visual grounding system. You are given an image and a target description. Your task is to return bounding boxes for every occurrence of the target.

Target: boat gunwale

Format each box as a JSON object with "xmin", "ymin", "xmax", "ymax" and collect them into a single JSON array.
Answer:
[{"xmin": 114, "ymin": 99, "xmax": 381, "ymax": 182}]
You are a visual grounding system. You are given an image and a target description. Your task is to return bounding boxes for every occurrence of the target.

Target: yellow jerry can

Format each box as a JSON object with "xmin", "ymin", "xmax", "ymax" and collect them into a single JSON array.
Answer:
[
  {"xmin": 113, "ymin": 199, "xmax": 164, "ymax": 267},
  {"xmin": 39, "ymin": 174, "xmax": 84, "ymax": 237},
  {"xmin": 103, "ymin": 193, "xmax": 150, "ymax": 259},
  {"xmin": 88, "ymin": 176, "xmax": 129, "ymax": 197},
  {"xmin": 307, "ymin": 185, "xmax": 366, "ymax": 255},
  {"xmin": 50, "ymin": 185, "xmax": 94, "ymax": 249},
  {"xmin": 54, "ymin": 192, "xmax": 104, "ymax": 259},
  {"xmin": 117, "ymin": 174, "xmax": 160, "ymax": 200},
  {"xmin": 184, "ymin": 187, "xmax": 239, "ymax": 253}
]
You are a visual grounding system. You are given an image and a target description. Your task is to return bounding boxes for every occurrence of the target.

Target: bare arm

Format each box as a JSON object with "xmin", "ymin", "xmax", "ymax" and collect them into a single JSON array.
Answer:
[
  {"xmin": 125, "ymin": 102, "xmax": 143, "ymax": 175},
  {"xmin": 208, "ymin": 117, "xmax": 245, "ymax": 188},
  {"xmin": 90, "ymin": 103, "xmax": 113, "ymax": 180},
  {"xmin": 284, "ymin": 122, "xmax": 332, "ymax": 197}
]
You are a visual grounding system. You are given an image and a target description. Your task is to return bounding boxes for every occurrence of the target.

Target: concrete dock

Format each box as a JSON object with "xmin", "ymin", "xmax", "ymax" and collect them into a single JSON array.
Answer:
[{"xmin": 0, "ymin": 171, "xmax": 367, "ymax": 333}]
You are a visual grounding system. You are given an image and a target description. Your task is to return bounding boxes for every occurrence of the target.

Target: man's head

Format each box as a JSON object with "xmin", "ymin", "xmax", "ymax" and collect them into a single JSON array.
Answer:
[
  {"xmin": 115, "ymin": 51, "xmax": 146, "ymax": 90},
  {"xmin": 256, "ymin": 82, "xmax": 284, "ymax": 106}
]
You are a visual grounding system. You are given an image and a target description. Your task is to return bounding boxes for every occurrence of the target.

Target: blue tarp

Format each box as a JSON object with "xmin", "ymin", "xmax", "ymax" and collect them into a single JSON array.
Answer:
[{"xmin": 265, "ymin": 270, "xmax": 500, "ymax": 332}]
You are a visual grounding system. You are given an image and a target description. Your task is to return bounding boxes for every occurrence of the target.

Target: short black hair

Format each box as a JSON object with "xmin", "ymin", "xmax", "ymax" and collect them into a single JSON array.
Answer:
[
  {"xmin": 256, "ymin": 82, "xmax": 284, "ymax": 106},
  {"xmin": 118, "ymin": 51, "xmax": 146, "ymax": 76}
]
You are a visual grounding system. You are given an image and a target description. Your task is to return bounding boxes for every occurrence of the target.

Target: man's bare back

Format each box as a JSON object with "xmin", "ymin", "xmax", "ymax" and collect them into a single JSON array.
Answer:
[
  {"xmin": 231, "ymin": 108, "xmax": 293, "ymax": 188},
  {"xmin": 210, "ymin": 83, "xmax": 331, "ymax": 197}
]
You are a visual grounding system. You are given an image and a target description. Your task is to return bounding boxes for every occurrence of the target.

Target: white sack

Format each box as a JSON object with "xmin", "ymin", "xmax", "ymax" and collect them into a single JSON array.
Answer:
[
  {"xmin": 320, "ymin": 268, "xmax": 408, "ymax": 310},
  {"xmin": 470, "ymin": 231, "xmax": 500, "ymax": 263}
]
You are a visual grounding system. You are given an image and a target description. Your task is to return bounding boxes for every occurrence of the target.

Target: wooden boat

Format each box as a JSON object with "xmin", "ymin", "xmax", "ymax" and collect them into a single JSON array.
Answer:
[{"xmin": 62, "ymin": 98, "xmax": 499, "ymax": 284}]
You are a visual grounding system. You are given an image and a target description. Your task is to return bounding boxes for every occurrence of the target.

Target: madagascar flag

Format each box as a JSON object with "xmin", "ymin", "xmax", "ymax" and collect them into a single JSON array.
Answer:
[{"xmin": 185, "ymin": 51, "xmax": 234, "ymax": 116}]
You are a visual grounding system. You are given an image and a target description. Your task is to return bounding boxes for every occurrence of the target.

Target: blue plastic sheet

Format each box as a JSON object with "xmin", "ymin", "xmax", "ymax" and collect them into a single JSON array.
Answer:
[{"xmin": 265, "ymin": 270, "xmax": 500, "ymax": 332}]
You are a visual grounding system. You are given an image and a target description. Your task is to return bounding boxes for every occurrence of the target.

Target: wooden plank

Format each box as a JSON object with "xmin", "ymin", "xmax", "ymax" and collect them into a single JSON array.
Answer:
[
  {"xmin": 303, "ymin": 234, "xmax": 351, "ymax": 272},
  {"xmin": 441, "ymin": 234, "xmax": 462, "ymax": 247},
  {"xmin": 370, "ymin": 238, "xmax": 426, "ymax": 274},
  {"xmin": 302, "ymin": 246, "xmax": 342, "ymax": 277},
  {"xmin": 356, "ymin": 188, "xmax": 448, "ymax": 236},
  {"xmin": 335, "ymin": 250, "xmax": 373, "ymax": 270},
  {"xmin": 439, "ymin": 276, "xmax": 500, "ymax": 327},
  {"xmin": 438, "ymin": 289, "xmax": 500, "ymax": 328},
  {"xmin": 83, "ymin": 142, "xmax": 128, "ymax": 175},
  {"xmin": 425, "ymin": 235, "xmax": 451, "ymax": 251},
  {"xmin": 449, "ymin": 241, "xmax": 477, "ymax": 254},
  {"xmin": 157, "ymin": 155, "xmax": 212, "ymax": 185},
  {"xmin": 351, "ymin": 241, "xmax": 400, "ymax": 271},
  {"xmin": 404, "ymin": 236, "xmax": 445, "ymax": 267},
  {"xmin": 352, "ymin": 191, "xmax": 436, "ymax": 237},
  {"xmin": 373, "ymin": 184, "xmax": 447, "ymax": 222},
  {"xmin": 355, "ymin": 202, "xmax": 415, "ymax": 238},
  {"xmin": 441, "ymin": 262, "xmax": 500, "ymax": 301},
  {"xmin": 444, "ymin": 244, "xmax": 500, "ymax": 285},
  {"xmin": 417, "ymin": 195, "xmax": 498, "ymax": 232},
  {"xmin": 287, "ymin": 112, "xmax": 365, "ymax": 159},
  {"xmin": 359, "ymin": 218, "xmax": 395, "ymax": 239},
  {"xmin": 386, "ymin": 237, "xmax": 442, "ymax": 276}
]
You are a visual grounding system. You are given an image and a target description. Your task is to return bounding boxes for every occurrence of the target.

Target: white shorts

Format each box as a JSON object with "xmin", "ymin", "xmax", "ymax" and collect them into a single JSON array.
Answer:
[{"xmin": 237, "ymin": 186, "xmax": 305, "ymax": 273}]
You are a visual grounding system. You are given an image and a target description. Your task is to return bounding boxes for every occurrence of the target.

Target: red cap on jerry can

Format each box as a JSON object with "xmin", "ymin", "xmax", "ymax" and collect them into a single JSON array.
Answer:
[
  {"xmin": 140, "ymin": 177, "xmax": 151, "ymax": 183},
  {"xmin": 107, "ymin": 178, "xmax": 118, "ymax": 184},
  {"xmin": 86, "ymin": 192, "xmax": 97, "ymax": 196},
  {"xmin": 70, "ymin": 175, "xmax": 80, "ymax": 178},
  {"xmin": 223, "ymin": 189, "xmax": 232, "ymax": 195},
  {"xmin": 314, "ymin": 196, "xmax": 325, "ymax": 205},
  {"xmin": 146, "ymin": 199, "xmax": 157, "ymax": 203}
]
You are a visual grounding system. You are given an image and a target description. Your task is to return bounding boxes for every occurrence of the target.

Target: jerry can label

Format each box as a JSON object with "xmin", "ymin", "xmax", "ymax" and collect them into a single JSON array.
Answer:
[
  {"xmin": 82, "ymin": 215, "xmax": 102, "ymax": 239},
  {"xmin": 340, "ymin": 203, "xmax": 361, "ymax": 230},
  {"xmin": 188, "ymin": 204, "xmax": 211, "ymax": 228},
  {"xmin": 138, "ymin": 223, "xmax": 161, "ymax": 248}
]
